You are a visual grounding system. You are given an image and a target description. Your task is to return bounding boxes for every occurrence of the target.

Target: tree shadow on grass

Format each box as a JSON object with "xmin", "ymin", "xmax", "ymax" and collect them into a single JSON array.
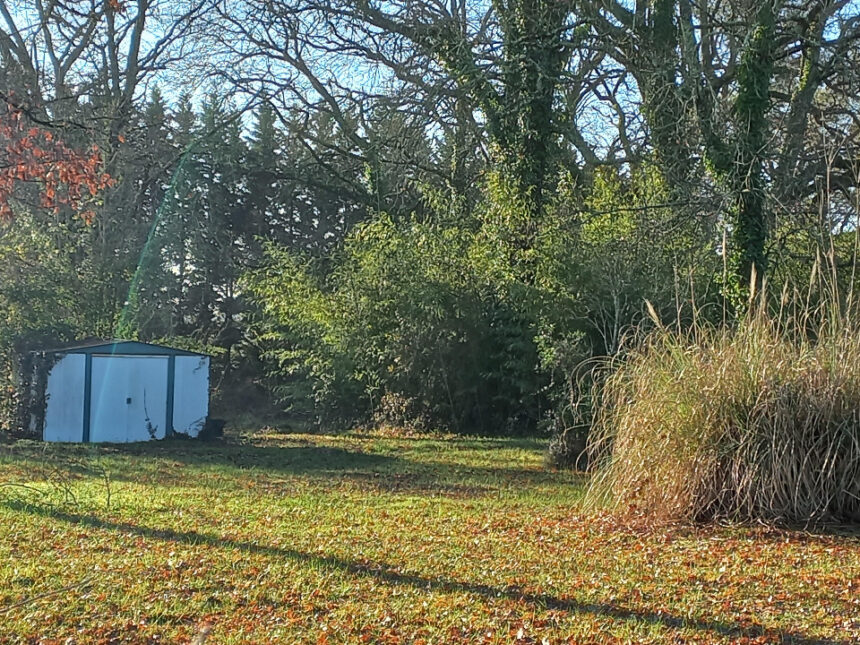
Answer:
[
  {"xmin": 7, "ymin": 503, "xmax": 848, "ymax": 645},
  {"xmin": 99, "ymin": 440, "xmax": 401, "ymax": 475},
  {"xmin": 110, "ymin": 437, "xmax": 568, "ymax": 483},
  {"xmin": 152, "ymin": 438, "xmax": 580, "ymax": 487},
  {"xmin": 2, "ymin": 440, "xmax": 401, "ymax": 477},
  {"xmin": 339, "ymin": 434, "xmax": 549, "ymax": 451},
  {"xmin": 1, "ymin": 439, "xmax": 574, "ymax": 498}
]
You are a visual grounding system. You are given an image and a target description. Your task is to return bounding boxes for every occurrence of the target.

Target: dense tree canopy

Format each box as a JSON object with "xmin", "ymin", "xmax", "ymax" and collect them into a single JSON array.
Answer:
[{"xmin": 2, "ymin": 0, "xmax": 860, "ymax": 437}]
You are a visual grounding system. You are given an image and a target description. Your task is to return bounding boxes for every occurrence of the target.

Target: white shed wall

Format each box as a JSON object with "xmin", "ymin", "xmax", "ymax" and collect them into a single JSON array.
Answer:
[
  {"xmin": 173, "ymin": 355, "xmax": 209, "ymax": 437},
  {"xmin": 44, "ymin": 354, "xmax": 86, "ymax": 442}
]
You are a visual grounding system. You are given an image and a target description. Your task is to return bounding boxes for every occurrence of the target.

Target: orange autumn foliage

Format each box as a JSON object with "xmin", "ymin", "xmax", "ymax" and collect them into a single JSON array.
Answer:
[{"xmin": 0, "ymin": 107, "xmax": 112, "ymax": 222}]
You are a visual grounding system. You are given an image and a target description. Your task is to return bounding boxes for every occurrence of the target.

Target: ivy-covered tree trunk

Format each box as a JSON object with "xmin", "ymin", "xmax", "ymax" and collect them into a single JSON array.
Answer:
[
  {"xmin": 493, "ymin": 0, "xmax": 568, "ymax": 231},
  {"xmin": 423, "ymin": 0, "xmax": 571, "ymax": 263},
  {"xmin": 475, "ymin": 0, "xmax": 571, "ymax": 277},
  {"xmin": 636, "ymin": 0, "xmax": 695, "ymax": 190},
  {"xmin": 691, "ymin": 1, "xmax": 775, "ymax": 302},
  {"xmin": 723, "ymin": 1, "xmax": 776, "ymax": 299}
]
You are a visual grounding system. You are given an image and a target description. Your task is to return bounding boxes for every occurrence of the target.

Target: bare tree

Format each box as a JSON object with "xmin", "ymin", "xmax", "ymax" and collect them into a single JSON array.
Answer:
[
  {"xmin": 0, "ymin": 0, "xmax": 208, "ymax": 139},
  {"xmin": 208, "ymin": 0, "xmax": 634, "ymax": 258}
]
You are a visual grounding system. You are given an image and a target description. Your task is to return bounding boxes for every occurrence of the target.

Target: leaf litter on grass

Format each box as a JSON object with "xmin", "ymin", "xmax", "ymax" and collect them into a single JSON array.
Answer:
[{"xmin": 0, "ymin": 433, "xmax": 857, "ymax": 644}]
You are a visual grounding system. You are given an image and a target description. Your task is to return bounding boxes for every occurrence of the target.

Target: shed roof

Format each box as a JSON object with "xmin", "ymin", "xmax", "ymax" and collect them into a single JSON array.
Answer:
[{"xmin": 35, "ymin": 340, "xmax": 209, "ymax": 357}]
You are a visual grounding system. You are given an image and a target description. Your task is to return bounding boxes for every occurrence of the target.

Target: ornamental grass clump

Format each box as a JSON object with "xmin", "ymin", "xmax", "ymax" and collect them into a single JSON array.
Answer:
[{"xmin": 587, "ymin": 299, "xmax": 860, "ymax": 525}]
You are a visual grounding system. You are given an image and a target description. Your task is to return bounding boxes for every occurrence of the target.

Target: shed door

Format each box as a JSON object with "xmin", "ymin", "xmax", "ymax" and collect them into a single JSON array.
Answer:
[{"xmin": 90, "ymin": 355, "xmax": 169, "ymax": 443}]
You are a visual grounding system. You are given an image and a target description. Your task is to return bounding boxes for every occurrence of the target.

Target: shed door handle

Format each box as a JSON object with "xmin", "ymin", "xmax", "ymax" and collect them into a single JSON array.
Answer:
[{"xmin": 126, "ymin": 397, "xmax": 132, "ymax": 404}]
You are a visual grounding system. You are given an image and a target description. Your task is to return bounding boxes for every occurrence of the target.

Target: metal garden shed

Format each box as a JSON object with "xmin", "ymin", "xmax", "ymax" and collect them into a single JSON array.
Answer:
[{"xmin": 28, "ymin": 340, "xmax": 210, "ymax": 443}]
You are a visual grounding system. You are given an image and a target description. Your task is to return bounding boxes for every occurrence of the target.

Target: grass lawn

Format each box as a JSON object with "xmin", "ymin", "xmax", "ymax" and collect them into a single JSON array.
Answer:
[{"xmin": 0, "ymin": 431, "xmax": 858, "ymax": 644}]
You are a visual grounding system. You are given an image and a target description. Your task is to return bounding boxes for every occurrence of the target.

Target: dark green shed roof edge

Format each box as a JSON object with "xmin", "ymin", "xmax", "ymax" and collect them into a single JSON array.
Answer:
[{"xmin": 33, "ymin": 340, "xmax": 210, "ymax": 357}]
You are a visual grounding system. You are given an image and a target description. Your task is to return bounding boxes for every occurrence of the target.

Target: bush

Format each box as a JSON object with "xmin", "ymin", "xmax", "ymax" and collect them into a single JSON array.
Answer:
[
  {"xmin": 244, "ymin": 216, "xmax": 544, "ymax": 433},
  {"xmin": 587, "ymin": 302, "xmax": 860, "ymax": 524}
]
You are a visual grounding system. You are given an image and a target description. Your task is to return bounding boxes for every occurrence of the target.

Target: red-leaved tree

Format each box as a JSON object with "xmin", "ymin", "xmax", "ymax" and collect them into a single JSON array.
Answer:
[{"xmin": 0, "ymin": 106, "xmax": 112, "ymax": 222}]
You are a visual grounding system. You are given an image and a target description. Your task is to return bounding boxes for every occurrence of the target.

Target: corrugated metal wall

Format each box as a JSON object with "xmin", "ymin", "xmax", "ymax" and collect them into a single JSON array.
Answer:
[{"xmin": 43, "ymin": 351, "xmax": 209, "ymax": 443}]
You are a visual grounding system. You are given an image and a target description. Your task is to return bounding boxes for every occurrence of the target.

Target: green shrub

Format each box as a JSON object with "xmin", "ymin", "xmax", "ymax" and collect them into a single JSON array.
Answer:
[
  {"xmin": 244, "ymin": 216, "xmax": 544, "ymax": 433},
  {"xmin": 587, "ymin": 301, "xmax": 860, "ymax": 524}
]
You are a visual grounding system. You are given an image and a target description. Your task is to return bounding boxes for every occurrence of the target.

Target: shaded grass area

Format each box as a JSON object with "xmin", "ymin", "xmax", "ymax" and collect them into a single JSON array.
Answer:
[{"xmin": 0, "ymin": 432, "xmax": 858, "ymax": 643}]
